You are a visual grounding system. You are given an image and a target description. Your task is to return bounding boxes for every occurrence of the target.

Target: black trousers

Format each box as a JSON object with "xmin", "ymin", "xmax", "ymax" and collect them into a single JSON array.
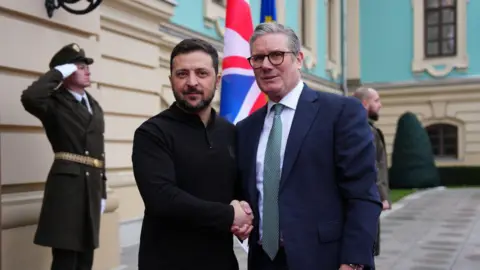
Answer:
[
  {"xmin": 249, "ymin": 245, "xmax": 289, "ymax": 270},
  {"xmin": 51, "ymin": 248, "xmax": 94, "ymax": 270},
  {"xmin": 374, "ymin": 220, "xmax": 380, "ymax": 256}
]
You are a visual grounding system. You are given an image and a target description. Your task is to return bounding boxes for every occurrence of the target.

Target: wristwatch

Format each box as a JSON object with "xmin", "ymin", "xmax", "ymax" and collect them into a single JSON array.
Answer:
[{"xmin": 348, "ymin": 264, "xmax": 364, "ymax": 270}]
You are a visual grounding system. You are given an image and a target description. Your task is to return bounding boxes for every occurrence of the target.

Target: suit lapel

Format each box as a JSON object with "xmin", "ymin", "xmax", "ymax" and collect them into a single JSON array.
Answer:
[
  {"xmin": 246, "ymin": 106, "xmax": 267, "ymax": 211},
  {"xmin": 280, "ymin": 86, "xmax": 319, "ymax": 190}
]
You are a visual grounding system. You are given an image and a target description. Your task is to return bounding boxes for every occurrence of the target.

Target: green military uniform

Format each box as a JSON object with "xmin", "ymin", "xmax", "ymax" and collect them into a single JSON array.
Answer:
[
  {"xmin": 369, "ymin": 119, "xmax": 390, "ymax": 256},
  {"xmin": 20, "ymin": 43, "xmax": 106, "ymax": 270}
]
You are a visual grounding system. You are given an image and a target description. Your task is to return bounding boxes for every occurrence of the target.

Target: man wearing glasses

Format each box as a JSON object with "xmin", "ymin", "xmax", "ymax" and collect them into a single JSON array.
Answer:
[{"xmin": 236, "ymin": 22, "xmax": 382, "ymax": 270}]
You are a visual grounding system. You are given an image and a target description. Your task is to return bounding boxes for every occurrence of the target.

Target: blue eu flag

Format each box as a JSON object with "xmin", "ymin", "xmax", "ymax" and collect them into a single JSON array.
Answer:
[{"xmin": 260, "ymin": 0, "xmax": 277, "ymax": 23}]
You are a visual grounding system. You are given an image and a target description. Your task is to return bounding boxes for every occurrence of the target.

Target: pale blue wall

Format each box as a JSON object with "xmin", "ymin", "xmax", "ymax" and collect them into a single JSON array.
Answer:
[
  {"xmin": 360, "ymin": 0, "xmax": 480, "ymax": 84},
  {"xmin": 169, "ymin": 0, "xmax": 333, "ymax": 83},
  {"xmin": 170, "ymin": 0, "xmax": 220, "ymax": 39}
]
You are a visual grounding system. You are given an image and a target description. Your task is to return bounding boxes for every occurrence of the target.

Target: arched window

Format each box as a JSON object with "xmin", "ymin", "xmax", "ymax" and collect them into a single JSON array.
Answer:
[{"xmin": 426, "ymin": 123, "xmax": 458, "ymax": 158}]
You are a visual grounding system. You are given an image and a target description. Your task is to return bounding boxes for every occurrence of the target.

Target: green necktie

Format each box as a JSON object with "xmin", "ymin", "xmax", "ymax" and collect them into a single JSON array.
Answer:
[{"xmin": 262, "ymin": 103, "xmax": 284, "ymax": 260}]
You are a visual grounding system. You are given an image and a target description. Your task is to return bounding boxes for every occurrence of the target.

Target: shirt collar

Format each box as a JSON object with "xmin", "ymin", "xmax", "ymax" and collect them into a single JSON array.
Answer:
[
  {"xmin": 169, "ymin": 102, "xmax": 217, "ymax": 129},
  {"xmin": 267, "ymin": 79, "xmax": 304, "ymax": 114},
  {"xmin": 68, "ymin": 89, "xmax": 87, "ymax": 102}
]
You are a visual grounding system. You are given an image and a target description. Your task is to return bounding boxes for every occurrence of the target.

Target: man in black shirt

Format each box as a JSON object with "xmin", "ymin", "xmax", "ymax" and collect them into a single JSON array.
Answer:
[{"xmin": 131, "ymin": 38, "xmax": 253, "ymax": 270}]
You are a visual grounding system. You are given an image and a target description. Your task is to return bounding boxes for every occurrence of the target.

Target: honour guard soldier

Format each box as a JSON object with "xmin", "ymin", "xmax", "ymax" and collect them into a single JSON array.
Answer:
[{"xmin": 20, "ymin": 43, "xmax": 107, "ymax": 270}]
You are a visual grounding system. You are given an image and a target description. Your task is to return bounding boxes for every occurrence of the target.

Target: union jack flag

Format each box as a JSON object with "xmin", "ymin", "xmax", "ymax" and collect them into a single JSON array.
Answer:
[{"xmin": 219, "ymin": 0, "xmax": 267, "ymax": 124}]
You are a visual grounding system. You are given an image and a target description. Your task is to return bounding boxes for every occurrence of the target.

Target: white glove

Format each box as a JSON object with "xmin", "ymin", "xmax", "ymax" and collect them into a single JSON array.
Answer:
[
  {"xmin": 101, "ymin": 199, "xmax": 106, "ymax": 214},
  {"xmin": 54, "ymin": 63, "xmax": 77, "ymax": 79}
]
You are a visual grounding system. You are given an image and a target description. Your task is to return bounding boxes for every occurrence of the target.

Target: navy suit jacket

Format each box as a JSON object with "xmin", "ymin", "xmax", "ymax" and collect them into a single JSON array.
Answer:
[{"xmin": 236, "ymin": 85, "xmax": 382, "ymax": 270}]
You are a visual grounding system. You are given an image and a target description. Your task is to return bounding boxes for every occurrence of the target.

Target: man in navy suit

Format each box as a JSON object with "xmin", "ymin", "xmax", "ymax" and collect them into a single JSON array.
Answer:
[{"xmin": 236, "ymin": 22, "xmax": 382, "ymax": 270}]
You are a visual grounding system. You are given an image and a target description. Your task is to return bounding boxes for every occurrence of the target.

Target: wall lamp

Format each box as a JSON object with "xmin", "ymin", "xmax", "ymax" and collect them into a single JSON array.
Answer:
[{"xmin": 45, "ymin": 0, "xmax": 103, "ymax": 18}]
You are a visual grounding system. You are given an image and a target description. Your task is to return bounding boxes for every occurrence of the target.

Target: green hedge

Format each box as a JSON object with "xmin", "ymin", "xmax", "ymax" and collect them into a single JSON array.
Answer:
[
  {"xmin": 389, "ymin": 166, "xmax": 480, "ymax": 188},
  {"xmin": 436, "ymin": 166, "xmax": 480, "ymax": 186}
]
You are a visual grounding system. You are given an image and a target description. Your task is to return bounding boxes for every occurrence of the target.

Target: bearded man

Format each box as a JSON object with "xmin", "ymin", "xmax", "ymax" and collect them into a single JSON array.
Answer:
[{"xmin": 131, "ymin": 38, "xmax": 253, "ymax": 270}]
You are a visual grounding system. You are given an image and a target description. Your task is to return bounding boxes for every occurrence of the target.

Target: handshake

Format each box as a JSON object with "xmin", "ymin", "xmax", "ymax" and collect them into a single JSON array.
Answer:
[{"xmin": 230, "ymin": 200, "xmax": 254, "ymax": 240}]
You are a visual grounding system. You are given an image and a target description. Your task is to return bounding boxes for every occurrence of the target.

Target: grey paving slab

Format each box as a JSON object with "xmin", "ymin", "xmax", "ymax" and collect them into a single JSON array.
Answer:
[
  {"xmin": 119, "ymin": 188, "xmax": 480, "ymax": 270},
  {"xmin": 118, "ymin": 238, "xmax": 248, "ymax": 270},
  {"xmin": 375, "ymin": 187, "xmax": 480, "ymax": 270}
]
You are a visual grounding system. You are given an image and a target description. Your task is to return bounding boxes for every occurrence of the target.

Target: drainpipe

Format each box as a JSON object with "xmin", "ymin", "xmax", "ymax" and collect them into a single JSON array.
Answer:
[{"xmin": 340, "ymin": 0, "xmax": 348, "ymax": 96}]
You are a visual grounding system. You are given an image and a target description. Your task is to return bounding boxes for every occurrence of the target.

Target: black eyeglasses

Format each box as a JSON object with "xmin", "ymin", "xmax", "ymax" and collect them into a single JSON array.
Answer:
[{"xmin": 247, "ymin": 51, "xmax": 295, "ymax": 69}]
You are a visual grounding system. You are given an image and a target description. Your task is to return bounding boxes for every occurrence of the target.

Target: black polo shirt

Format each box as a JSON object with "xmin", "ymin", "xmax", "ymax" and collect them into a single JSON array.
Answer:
[{"xmin": 132, "ymin": 102, "xmax": 242, "ymax": 270}]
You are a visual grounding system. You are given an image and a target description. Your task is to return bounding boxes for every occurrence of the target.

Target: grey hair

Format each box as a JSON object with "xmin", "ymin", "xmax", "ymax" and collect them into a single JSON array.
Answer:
[
  {"xmin": 352, "ymin": 87, "xmax": 375, "ymax": 101},
  {"xmin": 249, "ymin": 22, "xmax": 301, "ymax": 54}
]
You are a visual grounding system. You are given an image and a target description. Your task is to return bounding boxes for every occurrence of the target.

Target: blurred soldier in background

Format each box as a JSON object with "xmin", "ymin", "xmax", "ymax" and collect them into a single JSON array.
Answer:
[{"xmin": 21, "ymin": 43, "xmax": 107, "ymax": 270}]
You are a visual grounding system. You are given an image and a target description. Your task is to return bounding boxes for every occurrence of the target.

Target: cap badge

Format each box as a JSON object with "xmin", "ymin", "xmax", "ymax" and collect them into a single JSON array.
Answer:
[{"xmin": 72, "ymin": 44, "xmax": 80, "ymax": 52}]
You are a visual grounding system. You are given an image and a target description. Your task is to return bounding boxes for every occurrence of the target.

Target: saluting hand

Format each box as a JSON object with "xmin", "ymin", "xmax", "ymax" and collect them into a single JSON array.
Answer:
[{"xmin": 54, "ymin": 63, "xmax": 78, "ymax": 79}]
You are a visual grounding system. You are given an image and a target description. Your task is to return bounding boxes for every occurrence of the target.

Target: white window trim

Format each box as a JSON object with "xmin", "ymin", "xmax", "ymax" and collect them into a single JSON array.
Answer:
[
  {"xmin": 325, "ymin": 0, "xmax": 341, "ymax": 80},
  {"xmin": 412, "ymin": 0, "xmax": 469, "ymax": 77},
  {"xmin": 298, "ymin": 0, "xmax": 318, "ymax": 71},
  {"xmin": 203, "ymin": 0, "xmax": 226, "ymax": 37}
]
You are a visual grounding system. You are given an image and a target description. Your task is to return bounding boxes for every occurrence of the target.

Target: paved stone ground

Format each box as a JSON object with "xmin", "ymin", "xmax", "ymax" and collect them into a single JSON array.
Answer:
[
  {"xmin": 119, "ymin": 187, "xmax": 480, "ymax": 270},
  {"xmin": 375, "ymin": 187, "xmax": 480, "ymax": 270},
  {"xmin": 118, "ymin": 238, "xmax": 248, "ymax": 270}
]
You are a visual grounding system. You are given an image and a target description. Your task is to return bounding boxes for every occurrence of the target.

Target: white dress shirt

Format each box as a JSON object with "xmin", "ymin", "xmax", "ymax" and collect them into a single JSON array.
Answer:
[{"xmin": 255, "ymin": 80, "xmax": 304, "ymax": 239}]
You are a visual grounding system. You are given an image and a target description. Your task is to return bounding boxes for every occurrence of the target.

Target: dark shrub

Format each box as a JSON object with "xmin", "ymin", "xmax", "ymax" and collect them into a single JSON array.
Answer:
[{"xmin": 389, "ymin": 112, "xmax": 440, "ymax": 188}]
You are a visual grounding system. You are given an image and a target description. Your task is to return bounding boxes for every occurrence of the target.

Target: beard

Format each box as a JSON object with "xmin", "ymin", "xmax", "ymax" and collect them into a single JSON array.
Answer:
[
  {"xmin": 173, "ymin": 86, "xmax": 215, "ymax": 113},
  {"xmin": 368, "ymin": 111, "xmax": 379, "ymax": 121}
]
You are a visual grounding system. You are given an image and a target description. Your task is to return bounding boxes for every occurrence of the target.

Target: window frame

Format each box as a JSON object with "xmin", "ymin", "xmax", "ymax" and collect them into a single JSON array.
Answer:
[
  {"xmin": 411, "ymin": 0, "xmax": 468, "ymax": 77},
  {"xmin": 325, "ymin": 0, "xmax": 341, "ymax": 79},
  {"xmin": 423, "ymin": 0, "xmax": 457, "ymax": 58},
  {"xmin": 295, "ymin": 0, "xmax": 318, "ymax": 71},
  {"xmin": 426, "ymin": 123, "xmax": 459, "ymax": 159}
]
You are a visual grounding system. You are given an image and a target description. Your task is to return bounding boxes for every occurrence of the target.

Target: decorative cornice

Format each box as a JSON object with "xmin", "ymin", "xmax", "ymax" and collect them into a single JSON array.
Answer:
[
  {"xmin": 159, "ymin": 23, "xmax": 224, "ymax": 52},
  {"xmin": 100, "ymin": 0, "xmax": 178, "ymax": 46},
  {"xmin": 302, "ymin": 72, "xmax": 340, "ymax": 91},
  {"xmin": 104, "ymin": 0, "xmax": 177, "ymax": 23},
  {"xmin": 361, "ymin": 76, "xmax": 480, "ymax": 91}
]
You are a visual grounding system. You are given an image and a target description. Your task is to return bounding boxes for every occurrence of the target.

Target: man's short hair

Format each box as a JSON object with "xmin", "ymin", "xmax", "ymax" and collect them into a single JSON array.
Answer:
[
  {"xmin": 249, "ymin": 22, "xmax": 301, "ymax": 55},
  {"xmin": 353, "ymin": 87, "xmax": 374, "ymax": 101},
  {"xmin": 170, "ymin": 38, "xmax": 219, "ymax": 74}
]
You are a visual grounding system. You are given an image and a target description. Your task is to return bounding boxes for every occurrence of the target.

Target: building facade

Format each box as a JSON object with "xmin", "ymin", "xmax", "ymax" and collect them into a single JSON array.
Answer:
[
  {"xmin": 357, "ymin": 0, "xmax": 480, "ymax": 167},
  {"xmin": 0, "ymin": 0, "xmax": 343, "ymax": 269}
]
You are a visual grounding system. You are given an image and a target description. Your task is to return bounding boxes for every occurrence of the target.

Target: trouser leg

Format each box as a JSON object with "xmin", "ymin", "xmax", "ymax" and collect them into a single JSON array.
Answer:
[
  {"xmin": 374, "ymin": 220, "xmax": 380, "ymax": 256},
  {"xmin": 51, "ymin": 248, "xmax": 94, "ymax": 270}
]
